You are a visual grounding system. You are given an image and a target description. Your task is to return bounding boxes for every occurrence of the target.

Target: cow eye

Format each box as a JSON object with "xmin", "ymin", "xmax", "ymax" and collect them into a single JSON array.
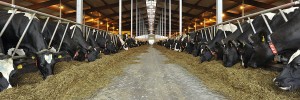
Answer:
[{"xmin": 293, "ymin": 63, "xmax": 300, "ymax": 69}]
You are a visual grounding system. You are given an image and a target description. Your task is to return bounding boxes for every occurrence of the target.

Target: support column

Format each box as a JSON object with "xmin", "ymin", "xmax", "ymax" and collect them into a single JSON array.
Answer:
[
  {"xmin": 139, "ymin": 11, "xmax": 141, "ymax": 36},
  {"xmin": 164, "ymin": 0, "xmax": 167, "ymax": 37},
  {"xmin": 179, "ymin": 0, "xmax": 182, "ymax": 35},
  {"xmin": 76, "ymin": 0, "xmax": 83, "ymax": 25},
  {"xmin": 169, "ymin": 0, "xmax": 171, "ymax": 38},
  {"xmin": 119, "ymin": 0, "xmax": 122, "ymax": 36},
  {"xmin": 131, "ymin": 0, "xmax": 133, "ymax": 37},
  {"xmin": 161, "ymin": 15, "xmax": 162, "ymax": 36},
  {"xmin": 136, "ymin": 0, "xmax": 138, "ymax": 37},
  {"xmin": 216, "ymin": 0, "xmax": 223, "ymax": 24},
  {"xmin": 195, "ymin": 21, "xmax": 197, "ymax": 31},
  {"xmin": 161, "ymin": 9, "xmax": 164, "ymax": 36}
]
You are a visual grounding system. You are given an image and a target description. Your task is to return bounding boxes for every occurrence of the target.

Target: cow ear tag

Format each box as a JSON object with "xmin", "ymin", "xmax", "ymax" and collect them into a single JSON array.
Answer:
[
  {"xmin": 58, "ymin": 55, "xmax": 63, "ymax": 58},
  {"xmin": 262, "ymin": 36, "xmax": 265, "ymax": 42},
  {"xmin": 31, "ymin": 56, "xmax": 35, "ymax": 60},
  {"xmin": 17, "ymin": 64, "xmax": 23, "ymax": 69}
]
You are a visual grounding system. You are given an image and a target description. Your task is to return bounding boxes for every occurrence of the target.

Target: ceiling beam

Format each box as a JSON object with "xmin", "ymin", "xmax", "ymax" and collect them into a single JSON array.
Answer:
[
  {"xmin": 26, "ymin": 0, "xmax": 69, "ymax": 10},
  {"xmin": 229, "ymin": 0, "xmax": 276, "ymax": 9}
]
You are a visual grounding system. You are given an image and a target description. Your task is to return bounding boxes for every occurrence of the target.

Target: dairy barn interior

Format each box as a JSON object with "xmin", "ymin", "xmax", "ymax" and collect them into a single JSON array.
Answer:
[{"xmin": 0, "ymin": 0, "xmax": 300, "ymax": 99}]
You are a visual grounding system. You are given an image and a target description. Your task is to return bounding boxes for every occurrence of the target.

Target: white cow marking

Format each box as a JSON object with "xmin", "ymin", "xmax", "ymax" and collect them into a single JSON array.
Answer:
[
  {"xmin": 282, "ymin": 7, "xmax": 299, "ymax": 14},
  {"xmin": 8, "ymin": 10, "xmax": 38, "ymax": 20},
  {"xmin": 263, "ymin": 13, "xmax": 276, "ymax": 20},
  {"xmin": 7, "ymin": 48, "xmax": 25, "ymax": 56},
  {"xmin": 247, "ymin": 19, "xmax": 254, "ymax": 23},
  {"xmin": 44, "ymin": 54, "xmax": 53, "ymax": 64},
  {"xmin": 217, "ymin": 23, "xmax": 238, "ymax": 33},
  {"xmin": 49, "ymin": 47, "xmax": 57, "ymax": 52},
  {"xmin": 0, "ymin": 58, "xmax": 14, "ymax": 88},
  {"xmin": 288, "ymin": 50, "xmax": 300, "ymax": 64}
]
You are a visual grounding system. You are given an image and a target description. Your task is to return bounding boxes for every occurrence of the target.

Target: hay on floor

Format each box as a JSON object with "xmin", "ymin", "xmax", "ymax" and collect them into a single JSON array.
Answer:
[
  {"xmin": 154, "ymin": 45, "xmax": 300, "ymax": 100},
  {"xmin": 0, "ymin": 46, "xmax": 148, "ymax": 100}
]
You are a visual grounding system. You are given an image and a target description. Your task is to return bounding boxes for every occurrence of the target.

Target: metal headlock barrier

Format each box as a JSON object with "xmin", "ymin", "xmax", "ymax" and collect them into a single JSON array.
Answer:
[
  {"xmin": 195, "ymin": 0, "xmax": 300, "ymax": 40},
  {"xmin": 0, "ymin": 1, "xmax": 110, "ymax": 58}
]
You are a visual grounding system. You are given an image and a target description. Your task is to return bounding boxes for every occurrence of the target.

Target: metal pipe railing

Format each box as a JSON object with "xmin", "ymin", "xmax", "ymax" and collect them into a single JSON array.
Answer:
[
  {"xmin": 12, "ymin": 13, "xmax": 36, "ymax": 57},
  {"xmin": 196, "ymin": 0, "xmax": 300, "ymax": 36},
  {"xmin": 0, "ymin": 1, "xmax": 108, "ymax": 57},
  {"xmin": 0, "ymin": 9, "xmax": 17, "ymax": 37},
  {"xmin": 58, "ymin": 22, "xmax": 70, "ymax": 52},
  {"xmin": 0, "ymin": 1, "xmax": 102, "ymax": 30}
]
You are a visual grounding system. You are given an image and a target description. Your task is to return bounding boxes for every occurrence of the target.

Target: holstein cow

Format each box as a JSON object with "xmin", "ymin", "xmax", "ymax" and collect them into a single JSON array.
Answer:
[
  {"xmin": 192, "ymin": 30, "xmax": 211, "ymax": 57},
  {"xmin": 0, "ymin": 38, "xmax": 10, "ymax": 91},
  {"xmin": 125, "ymin": 38, "xmax": 138, "ymax": 48},
  {"xmin": 222, "ymin": 12, "xmax": 277, "ymax": 68},
  {"xmin": 116, "ymin": 35, "xmax": 128, "ymax": 50},
  {"xmin": 221, "ymin": 19, "xmax": 255, "ymax": 67},
  {"xmin": 42, "ymin": 22, "xmax": 99, "ymax": 62},
  {"xmin": 274, "ymin": 49, "xmax": 300, "ymax": 91},
  {"xmin": 200, "ymin": 24, "xmax": 237, "ymax": 63},
  {"xmin": 184, "ymin": 33, "xmax": 194, "ymax": 54},
  {"xmin": 247, "ymin": 7, "xmax": 300, "ymax": 67},
  {"xmin": 190, "ymin": 31, "xmax": 202, "ymax": 57},
  {"xmin": 85, "ymin": 28, "xmax": 102, "ymax": 60},
  {"xmin": 0, "ymin": 11, "xmax": 56, "ymax": 89}
]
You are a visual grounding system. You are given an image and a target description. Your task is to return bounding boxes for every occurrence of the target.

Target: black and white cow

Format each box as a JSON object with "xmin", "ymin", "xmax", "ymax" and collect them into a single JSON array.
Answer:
[
  {"xmin": 85, "ymin": 28, "xmax": 102, "ymax": 60},
  {"xmin": 200, "ymin": 24, "xmax": 237, "ymax": 63},
  {"xmin": 247, "ymin": 7, "xmax": 300, "ymax": 67},
  {"xmin": 0, "ymin": 11, "xmax": 56, "ymax": 89},
  {"xmin": 221, "ymin": 19, "xmax": 255, "ymax": 67},
  {"xmin": 222, "ymin": 12, "xmax": 279, "ymax": 67},
  {"xmin": 125, "ymin": 38, "xmax": 138, "ymax": 48},
  {"xmin": 274, "ymin": 49, "xmax": 300, "ymax": 91}
]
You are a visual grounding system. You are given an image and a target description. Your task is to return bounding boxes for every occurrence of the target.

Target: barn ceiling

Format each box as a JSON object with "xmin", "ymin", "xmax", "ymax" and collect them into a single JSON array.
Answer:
[{"xmin": 0, "ymin": 0, "xmax": 291, "ymax": 33}]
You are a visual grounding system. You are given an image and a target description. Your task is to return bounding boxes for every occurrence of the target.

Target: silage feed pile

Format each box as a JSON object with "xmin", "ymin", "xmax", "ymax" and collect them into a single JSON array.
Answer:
[
  {"xmin": 154, "ymin": 45, "xmax": 300, "ymax": 100},
  {"xmin": 0, "ymin": 46, "xmax": 148, "ymax": 99}
]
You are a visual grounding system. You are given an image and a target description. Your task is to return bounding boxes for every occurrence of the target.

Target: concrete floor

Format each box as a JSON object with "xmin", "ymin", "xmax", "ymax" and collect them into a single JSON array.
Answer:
[{"xmin": 90, "ymin": 46, "xmax": 225, "ymax": 100}]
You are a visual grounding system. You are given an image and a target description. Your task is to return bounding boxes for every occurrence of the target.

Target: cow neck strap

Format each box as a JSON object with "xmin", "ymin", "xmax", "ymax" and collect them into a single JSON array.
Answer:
[
  {"xmin": 231, "ymin": 40, "xmax": 239, "ymax": 50},
  {"xmin": 267, "ymin": 35, "xmax": 278, "ymax": 55},
  {"xmin": 205, "ymin": 45, "xmax": 214, "ymax": 54}
]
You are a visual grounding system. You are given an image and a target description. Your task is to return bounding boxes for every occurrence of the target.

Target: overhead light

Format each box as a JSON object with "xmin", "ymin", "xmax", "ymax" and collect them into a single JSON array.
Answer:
[
  {"xmin": 200, "ymin": 22, "xmax": 203, "ymax": 25},
  {"xmin": 59, "ymin": 6, "xmax": 64, "ymax": 9},
  {"xmin": 100, "ymin": 22, "xmax": 103, "ymax": 25},
  {"xmin": 222, "ymin": 13, "xmax": 225, "ymax": 17},
  {"xmin": 240, "ymin": 6, "xmax": 245, "ymax": 10}
]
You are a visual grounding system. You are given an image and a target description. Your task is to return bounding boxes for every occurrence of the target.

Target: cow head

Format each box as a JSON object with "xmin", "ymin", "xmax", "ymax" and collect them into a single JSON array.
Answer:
[
  {"xmin": 274, "ymin": 53, "xmax": 300, "ymax": 91},
  {"xmin": 214, "ymin": 42, "xmax": 225, "ymax": 60},
  {"xmin": 234, "ymin": 40, "xmax": 255, "ymax": 68},
  {"xmin": 35, "ymin": 50, "xmax": 56, "ymax": 79},
  {"xmin": 106, "ymin": 40, "xmax": 117, "ymax": 53},
  {"xmin": 86, "ymin": 47, "xmax": 99, "ymax": 62},
  {"xmin": 222, "ymin": 41, "xmax": 240, "ymax": 67},
  {"xmin": 200, "ymin": 46, "xmax": 213, "ymax": 63}
]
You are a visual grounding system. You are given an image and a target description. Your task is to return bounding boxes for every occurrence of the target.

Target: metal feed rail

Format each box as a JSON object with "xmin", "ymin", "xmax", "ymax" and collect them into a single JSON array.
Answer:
[
  {"xmin": 0, "ymin": 1, "xmax": 107, "ymax": 58},
  {"xmin": 196, "ymin": 0, "xmax": 300, "ymax": 39}
]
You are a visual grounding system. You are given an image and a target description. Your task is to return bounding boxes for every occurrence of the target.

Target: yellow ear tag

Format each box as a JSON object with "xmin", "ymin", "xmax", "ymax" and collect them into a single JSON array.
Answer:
[
  {"xmin": 31, "ymin": 56, "xmax": 35, "ymax": 60},
  {"xmin": 262, "ymin": 36, "xmax": 265, "ymax": 42},
  {"xmin": 17, "ymin": 64, "xmax": 23, "ymax": 69},
  {"xmin": 58, "ymin": 55, "xmax": 63, "ymax": 58}
]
